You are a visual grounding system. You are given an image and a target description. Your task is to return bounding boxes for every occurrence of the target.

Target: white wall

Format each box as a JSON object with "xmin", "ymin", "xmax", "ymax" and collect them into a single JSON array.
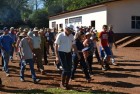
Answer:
[
  {"xmin": 49, "ymin": 6, "xmax": 107, "ymax": 32},
  {"xmin": 107, "ymin": 0, "xmax": 140, "ymax": 33}
]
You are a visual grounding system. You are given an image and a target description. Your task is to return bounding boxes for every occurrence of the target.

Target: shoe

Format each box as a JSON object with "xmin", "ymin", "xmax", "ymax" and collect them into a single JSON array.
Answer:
[
  {"xmin": 86, "ymin": 78, "xmax": 91, "ymax": 83},
  {"xmin": 6, "ymin": 73, "xmax": 10, "ymax": 77},
  {"xmin": 20, "ymin": 78, "xmax": 25, "ymax": 82},
  {"xmin": 105, "ymin": 64, "xmax": 111, "ymax": 70},
  {"xmin": 33, "ymin": 79, "xmax": 41, "ymax": 84},
  {"xmin": 111, "ymin": 59, "xmax": 117, "ymax": 66},
  {"xmin": 101, "ymin": 66, "xmax": 107, "ymax": 71},
  {"xmin": 41, "ymin": 70, "xmax": 47, "ymax": 75},
  {"xmin": 60, "ymin": 83, "xmax": 67, "ymax": 90}
]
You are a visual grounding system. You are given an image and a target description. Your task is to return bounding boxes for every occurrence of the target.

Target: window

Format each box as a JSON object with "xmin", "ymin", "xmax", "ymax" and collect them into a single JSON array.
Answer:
[
  {"xmin": 52, "ymin": 22, "xmax": 56, "ymax": 28},
  {"xmin": 69, "ymin": 16, "xmax": 82, "ymax": 24},
  {"xmin": 131, "ymin": 16, "xmax": 140, "ymax": 29},
  {"xmin": 65, "ymin": 19, "xmax": 68, "ymax": 25}
]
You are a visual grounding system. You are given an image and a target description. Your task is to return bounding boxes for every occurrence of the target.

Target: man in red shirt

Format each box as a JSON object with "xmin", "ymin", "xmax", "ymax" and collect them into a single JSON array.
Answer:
[{"xmin": 99, "ymin": 25, "xmax": 111, "ymax": 70}]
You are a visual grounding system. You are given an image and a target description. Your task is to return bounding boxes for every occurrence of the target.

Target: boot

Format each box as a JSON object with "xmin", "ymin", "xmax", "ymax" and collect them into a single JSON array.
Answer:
[
  {"xmin": 60, "ymin": 76, "xmax": 67, "ymax": 89},
  {"xmin": 65, "ymin": 76, "xmax": 71, "ymax": 90}
]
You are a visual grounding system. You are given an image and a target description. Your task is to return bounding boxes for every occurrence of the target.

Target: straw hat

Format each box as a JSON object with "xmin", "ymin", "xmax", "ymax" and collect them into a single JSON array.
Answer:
[
  {"xmin": 33, "ymin": 27, "xmax": 39, "ymax": 32},
  {"xmin": 19, "ymin": 32, "xmax": 26, "ymax": 37}
]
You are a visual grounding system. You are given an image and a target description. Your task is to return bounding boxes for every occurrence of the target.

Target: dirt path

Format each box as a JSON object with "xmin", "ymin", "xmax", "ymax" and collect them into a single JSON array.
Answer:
[{"xmin": 0, "ymin": 47, "xmax": 140, "ymax": 94}]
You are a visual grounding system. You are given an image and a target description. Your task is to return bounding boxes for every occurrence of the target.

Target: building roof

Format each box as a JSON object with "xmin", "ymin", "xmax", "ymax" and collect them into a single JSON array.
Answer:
[{"xmin": 49, "ymin": 0, "xmax": 121, "ymax": 18}]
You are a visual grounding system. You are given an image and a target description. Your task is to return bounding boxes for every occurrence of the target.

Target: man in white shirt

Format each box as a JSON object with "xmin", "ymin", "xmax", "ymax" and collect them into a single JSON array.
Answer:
[
  {"xmin": 32, "ymin": 28, "xmax": 45, "ymax": 75},
  {"xmin": 55, "ymin": 25, "xmax": 80, "ymax": 90}
]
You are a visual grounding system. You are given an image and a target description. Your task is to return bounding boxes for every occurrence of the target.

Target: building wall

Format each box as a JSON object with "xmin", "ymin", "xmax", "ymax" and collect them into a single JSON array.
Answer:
[
  {"xmin": 49, "ymin": 6, "xmax": 107, "ymax": 32},
  {"xmin": 107, "ymin": 0, "xmax": 140, "ymax": 33}
]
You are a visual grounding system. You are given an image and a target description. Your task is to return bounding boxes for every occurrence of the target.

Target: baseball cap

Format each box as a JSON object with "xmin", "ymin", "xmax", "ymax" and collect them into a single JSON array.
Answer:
[
  {"xmin": 65, "ymin": 24, "xmax": 74, "ymax": 32},
  {"xmin": 3, "ymin": 27, "xmax": 8, "ymax": 31}
]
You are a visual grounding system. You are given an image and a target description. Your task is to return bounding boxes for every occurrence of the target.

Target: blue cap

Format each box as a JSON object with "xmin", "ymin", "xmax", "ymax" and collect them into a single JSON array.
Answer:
[{"xmin": 3, "ymin": 27, "xmax": 8, "ymax": 31}]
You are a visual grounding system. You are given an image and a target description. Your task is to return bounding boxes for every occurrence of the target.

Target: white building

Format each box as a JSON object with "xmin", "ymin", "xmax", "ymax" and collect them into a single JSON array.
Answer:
[{"xmin": 49, "ymin": 0, "xmax": 140, "ymax": 34}]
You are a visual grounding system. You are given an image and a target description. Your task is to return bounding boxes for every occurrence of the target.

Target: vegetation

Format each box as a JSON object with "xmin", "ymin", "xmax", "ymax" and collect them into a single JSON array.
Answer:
[{"xmin": 0, "ymin": 0, "xmax": 111, "ymax": 28}]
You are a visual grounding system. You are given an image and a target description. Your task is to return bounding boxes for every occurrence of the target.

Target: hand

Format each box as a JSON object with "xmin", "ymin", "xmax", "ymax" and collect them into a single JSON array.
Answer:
[
  {"xmin": 21, "ymin": 56, "xmax": 25, "ymax": 59},
  {"xmin": 55, "ymin": 56, "xmax": 59, "ymax": 64}
]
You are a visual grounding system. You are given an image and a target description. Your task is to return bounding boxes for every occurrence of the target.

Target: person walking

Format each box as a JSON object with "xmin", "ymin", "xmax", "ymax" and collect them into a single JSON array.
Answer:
[
  {"xmin": 71, "ymin": 32, "xmax": 91, "ymax": 82},
  {"xmin": 19, "ymin": 32, "xmax": 41, "ymax": 84},
  {"xmin": 0, "ymin": 27, "xmax": 14, "ymax": 77},
  {"xmin": 108, "ymin": 25, "xmax": 117, "ymax": 66},
  {"xmin": 99, "ymin": 25, "xmax": 112, "ymax": 70},
  {"xmin": 32, "ymin": 28, "xmax": 46, "ymax": 75},
  {"xmin": 55, "ymin": 25, "xmax": 80, "ymax": 90},
  {"xmin": 9, "ymin": 27, "xmax": 17, "ymax": 61}
]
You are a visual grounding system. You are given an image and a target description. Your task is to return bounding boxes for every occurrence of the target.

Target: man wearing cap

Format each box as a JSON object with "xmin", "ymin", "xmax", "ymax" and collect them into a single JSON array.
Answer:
[
  {"xmin": 55, "ymin": 24, "xmax": 80, "ymax": 89},
  {"xmin": 0, "ymin": 27, "xmax": 14, "ymax": 76},
  {"xmin": 9, "ymin": 27, "xmax": 17, "ymax": 61},
  {"xmin": 19, "ymin": 32, "xmax": 41, "ymax": 84},
  {"xmin": 32, "ymin": 28, "xmax": 45, "ymax": 75}
]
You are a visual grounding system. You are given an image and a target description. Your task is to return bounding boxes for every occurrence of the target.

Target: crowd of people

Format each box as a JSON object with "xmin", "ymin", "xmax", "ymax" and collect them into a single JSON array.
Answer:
[{"xmin": 0, "ymin": 24, "xmax": 117, "ymax": 90}]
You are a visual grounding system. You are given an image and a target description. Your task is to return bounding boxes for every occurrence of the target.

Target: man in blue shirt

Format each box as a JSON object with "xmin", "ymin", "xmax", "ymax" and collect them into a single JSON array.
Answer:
[
  {"xmin": 0, "ymin": 27, "xmax": 14, "ymax": 77},
  {"xmin": 9, "ymin": 27, "xmax": 17, "ymax": 61}
]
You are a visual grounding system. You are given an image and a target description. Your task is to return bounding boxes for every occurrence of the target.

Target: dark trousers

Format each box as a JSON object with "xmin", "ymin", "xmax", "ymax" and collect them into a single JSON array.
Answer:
[
  {"xmin": 71, "ymin": 52, "xmax": 90, "ymax": 80},
  {"xmin": 86, "ymin": 54, "xmax": 93, "ymax": 73},
  {"xmin": 44, "ymin": 45, "xmax": 48, "ymax": 65},
  {"xmin": 58, "ymin": 51, "xmax": 72, "ymax": 77},
  {"xmin": 47, "ymin": 41, "xmax": 55, "ymax": 54}
]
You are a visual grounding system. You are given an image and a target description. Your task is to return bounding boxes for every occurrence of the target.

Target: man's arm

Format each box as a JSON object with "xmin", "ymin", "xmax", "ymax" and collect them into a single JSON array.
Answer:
[{"xmin": 55, "ymin": 43, "xmax": 59, "ymax": 64}]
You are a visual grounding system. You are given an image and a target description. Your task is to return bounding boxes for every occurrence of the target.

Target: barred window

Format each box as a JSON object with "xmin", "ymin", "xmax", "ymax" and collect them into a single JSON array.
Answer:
[{"xmin": 131, "ymin": 16, "xmax": 140, "ymax": 29}]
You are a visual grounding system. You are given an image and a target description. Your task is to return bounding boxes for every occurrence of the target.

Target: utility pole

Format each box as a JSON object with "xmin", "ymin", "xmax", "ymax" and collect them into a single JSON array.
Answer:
[{"xmin": 35, "ymin": 0, "xmax": 38, "ymax": 10}]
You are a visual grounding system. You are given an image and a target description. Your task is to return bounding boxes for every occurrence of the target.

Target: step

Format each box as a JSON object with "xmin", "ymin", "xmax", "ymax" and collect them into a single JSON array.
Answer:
[
  {"xmin": 119, "ymin": 36, "xmax": 140, "ymax": 48},
  {"xmin": 116, "ymin": 36, "xmax": 131, "ymax": 45}
]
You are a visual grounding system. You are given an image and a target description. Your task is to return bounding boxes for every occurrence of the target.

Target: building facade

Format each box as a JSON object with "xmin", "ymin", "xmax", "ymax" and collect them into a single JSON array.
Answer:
[{"xmin": 49, "ymin": 0, "xmax": 140, "ymax": 34}]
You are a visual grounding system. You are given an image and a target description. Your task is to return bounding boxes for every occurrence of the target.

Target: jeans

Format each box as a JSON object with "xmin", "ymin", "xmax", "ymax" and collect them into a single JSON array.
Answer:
[
  {"xmin": 95, "ymin": 47, "xmax": 101, "ymax": 62},
  {"xmin": 109, "ymin": 43, "xmax": 114, "ymax": 59},
  {"xmin": 47, "ymin": 41, "xmax": 55, "ymax": 54},
  {"xmin": 20, "ymin": 59, "xmax": 36, "ymax": 80},
  {"xmin": 2, "ymin": 51, "xmax": 10, "ymax": 73},
  {"xmin": 71, "ymin": 52, "xmax": 90, "ymax": 80},
  {"xmin": 10, "ymin": 47, "xmax": 14, "ymax": 59},
  {"xmin": 58, "ymin": 51, "xmax": 72, "ymax": 77}
]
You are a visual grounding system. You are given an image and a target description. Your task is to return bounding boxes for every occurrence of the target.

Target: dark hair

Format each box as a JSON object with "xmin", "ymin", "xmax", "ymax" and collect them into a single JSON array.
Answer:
[{"xmin": 103, "ymin": 25, "xmax": 108, "ymax": 29}]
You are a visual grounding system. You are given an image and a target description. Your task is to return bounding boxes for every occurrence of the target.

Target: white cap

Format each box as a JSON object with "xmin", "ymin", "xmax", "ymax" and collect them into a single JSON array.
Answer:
[
  {"xmin": 65, "ymin": 24, "xmax": 74, "ymax": 31},
  {"xmin": 85, "ymin": 32, "xmax": 91, "ymax": 36}
]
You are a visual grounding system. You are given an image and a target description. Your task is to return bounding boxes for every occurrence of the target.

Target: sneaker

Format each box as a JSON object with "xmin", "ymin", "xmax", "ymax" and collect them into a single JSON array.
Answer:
[
  {"xmin": 41, "ymin": 70, "xmax": 47, "ymax": 75},
  {"xmin": 33, "ymin": 79, "xmax": 41, "ymax": 84},
  {"xmin": 101, "ymin": 66, "xmax": 107, "ymax": 71},
  {"xmin": 6, "ymin": 73, "xmax": 10, "ymax": 77},
  {"xmin": 111, "ymin": 59, "xmax": 117, "ymax": 66},
  {"xmin": 20, "ymin": 78, "xmax": 25, "ymax": 82},
  {"xmin": 86, "ymin": 78, "xmax": 91, "ymax": 83}
]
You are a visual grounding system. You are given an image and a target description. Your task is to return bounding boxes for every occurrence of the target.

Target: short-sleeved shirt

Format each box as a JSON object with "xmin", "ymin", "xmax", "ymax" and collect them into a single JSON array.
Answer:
[
  {"xmin": 108, "ymin": 30, "xmax": 114, "ymax": 43},
  {"xmin": 99, "ymin": 31, "xmax": 108, "ymax": 47},
  {"xmin": 9, "ymin": 33, "xmax": 17, "ymax": 42},
  {"xmin": 0, "ymin": 34, "xmax": 14, "ymax": 53},
  {"xmin": 19, "ymin": 38, "xmax": 33, "ymax": 59},
  {"xmin": 32, "ymin": 35, "xmax": 41, "ymax": 49},
  {"xmin": 55, "ymin": 32, "xmax": 75, "ymax": 53}
]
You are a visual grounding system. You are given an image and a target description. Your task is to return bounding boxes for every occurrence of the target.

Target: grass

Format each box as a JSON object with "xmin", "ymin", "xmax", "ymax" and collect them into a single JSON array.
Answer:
[{"xmin": 0, "ymin": 88, "xmax": 92, "ymax": 94}]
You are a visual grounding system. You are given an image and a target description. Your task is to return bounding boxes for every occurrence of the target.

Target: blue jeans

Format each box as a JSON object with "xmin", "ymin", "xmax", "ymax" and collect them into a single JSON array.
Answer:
[
  {"xmin": 20, "ymin": 59, "xmax": 36, "ymax": 80},
  {"xmin": 2, "ymin": 51, "xmax": 10, "ymax": 73},
  {"xmin": 10, "ymin": 47, "xmax": 14, "ymax": 59},
  {"xmin": 71, "ymin": 52, "xmax": 90, "ymax": 80},
  {"xmin": 58, "ymin": 51, "xmax": 72, "ymax": 77}
]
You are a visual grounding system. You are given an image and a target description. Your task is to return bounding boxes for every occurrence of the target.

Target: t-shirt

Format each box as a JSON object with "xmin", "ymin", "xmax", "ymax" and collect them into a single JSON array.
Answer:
[
  {"xmin": 108, "ymin": 30, "xmax": 114, "ymax": 43},
  {"xmin": 99, "ymin": 31, "xmax": 108, "ymax": 47},
  {"xmin": 9, "ymin": 33, "xmax": 17, "ymax": 42},
  {"xmin": 19, "ymin": 37, "xmax": 33, "ymax": 59},
  {"xmin": 0, "ymin": 34, "xmax": 14, "ymax": 53},
  {"xmin": 32, "ymin": 35, "xmax": 41, "ymax": 49},
  {"xmin": 55, "ymin": 32, "xmax": 75, "ymax": 53}
]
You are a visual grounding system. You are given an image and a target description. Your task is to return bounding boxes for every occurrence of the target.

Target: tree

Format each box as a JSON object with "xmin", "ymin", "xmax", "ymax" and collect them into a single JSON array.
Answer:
[{"xmin": 29, "ymin": 9, "xmax": 49, "ymax": 28}]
